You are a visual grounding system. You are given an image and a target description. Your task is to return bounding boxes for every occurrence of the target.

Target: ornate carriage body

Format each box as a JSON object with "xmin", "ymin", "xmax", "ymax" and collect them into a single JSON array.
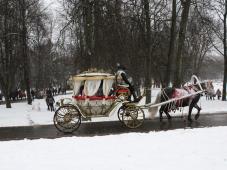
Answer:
[
  {"xmin": 72, "ymin": 72, "xmax": 117, "ymax": 117},
  {"xmin": 53, "ymin": 71, "xmax": 145, "ymax": 133}
]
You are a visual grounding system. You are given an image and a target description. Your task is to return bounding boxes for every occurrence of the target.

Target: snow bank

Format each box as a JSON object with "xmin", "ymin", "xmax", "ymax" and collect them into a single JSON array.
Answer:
[
  {"xmin": 0, "ymin": 94, "xmax": 70, "ymax": 127},
  {"xmin": 0, "ymin": 126, "xmax": 227, "ymax": 170}
]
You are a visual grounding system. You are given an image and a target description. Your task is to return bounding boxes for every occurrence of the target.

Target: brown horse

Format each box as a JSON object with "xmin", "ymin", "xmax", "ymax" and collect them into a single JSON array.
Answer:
[{"xmin": 149, "ymin": 82, "xmax": 208, "ymax": 122}]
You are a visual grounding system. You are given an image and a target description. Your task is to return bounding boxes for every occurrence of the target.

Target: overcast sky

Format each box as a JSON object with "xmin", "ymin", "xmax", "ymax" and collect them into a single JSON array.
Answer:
[{"xmin": 41, "ymin": 0, "xmax": 63, "ymax": 42}]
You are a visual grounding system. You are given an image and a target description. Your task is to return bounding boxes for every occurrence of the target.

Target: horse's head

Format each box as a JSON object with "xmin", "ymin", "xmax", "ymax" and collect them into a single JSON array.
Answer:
[
  {"xmin": 200, "ymin": 82, "xmax": 207, "ymax": 90},
  {"xmin": 198, "ymin": 81, "xmax": 212, "ymax": 95},
  {"xmin": 192, "ymin": 81, "xmax": 207, "ymax": 95}
]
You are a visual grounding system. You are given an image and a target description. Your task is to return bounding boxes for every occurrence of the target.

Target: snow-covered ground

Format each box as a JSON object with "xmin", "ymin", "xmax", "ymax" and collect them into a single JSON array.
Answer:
[
  {"xmin": 0, "ymin": 82, "xmax": 227, "ymax": 170},
  {"xmin": 0, "ymin": 87, "xmax": 227, "ymax": 127},
  {"xmin": 0, "ymin": 126, "xmax": 227, "ymax": 170}
]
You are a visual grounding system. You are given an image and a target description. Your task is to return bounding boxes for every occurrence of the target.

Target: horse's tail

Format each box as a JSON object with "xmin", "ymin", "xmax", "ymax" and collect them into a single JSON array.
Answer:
[{"xmin": 148, "ymin": 91, "xmax": 161, "ymax": 119}]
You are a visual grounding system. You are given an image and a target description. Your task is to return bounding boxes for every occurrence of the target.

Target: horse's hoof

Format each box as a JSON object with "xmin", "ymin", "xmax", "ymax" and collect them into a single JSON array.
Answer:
[
  {"xmin": 195, "ymin": 114, "xmax": 200, "ymax": 120},
  {"xmin": 167, "ymin": 116, "xmax": 172, "ymax": 120}
]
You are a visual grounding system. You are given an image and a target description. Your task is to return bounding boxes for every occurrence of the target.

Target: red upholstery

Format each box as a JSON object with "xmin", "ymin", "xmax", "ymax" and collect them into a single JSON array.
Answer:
[
  {"xmin": 105, "ymin": 96, "xmax": 116, "ymax": 100},
  {"xmin": 73, "ymin": 95, "xmax": 116, "ymax": 100},
  {"xmin": 73, "ymin": 96, "xmax": 86, "ymax": 100},
  {"xmin": 116, "ymin": 87, "xmax": 130, "ymax": 94},
  {"xmin": 89, "ymin": 96, "xmax": 104, "ymax": 100}
]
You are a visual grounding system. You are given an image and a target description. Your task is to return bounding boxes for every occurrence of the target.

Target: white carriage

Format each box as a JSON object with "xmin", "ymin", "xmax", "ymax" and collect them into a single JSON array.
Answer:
[{"xmin": 53, "ymin": 72, "xmax": 145, "ymax": 133}]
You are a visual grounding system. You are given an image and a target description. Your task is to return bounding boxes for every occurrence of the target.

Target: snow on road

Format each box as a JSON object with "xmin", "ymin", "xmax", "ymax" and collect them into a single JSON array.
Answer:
[{"xmin": 0, "ymin": 126, "xmax": 227, "ymax": 170}]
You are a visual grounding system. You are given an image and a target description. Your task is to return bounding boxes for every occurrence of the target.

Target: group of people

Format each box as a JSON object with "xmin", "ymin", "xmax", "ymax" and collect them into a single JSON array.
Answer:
[
  {"xmin": 31, "ymin": 86, "xmax": 66, "ymax": 100},
  {"xmin": 31, "ymin": 86, "xmax": 67, "ymax": 112},
  {"xmin": 206, "ymin": 88, "xmax": 222, "ymax": 100}
]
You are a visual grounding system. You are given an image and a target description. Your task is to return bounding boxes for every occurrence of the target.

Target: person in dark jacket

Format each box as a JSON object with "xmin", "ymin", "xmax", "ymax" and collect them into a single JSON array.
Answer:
[
  {"xmin": 31, "ymin": 89, "xmax": 35, "ymax": 100},
  {"xmin": 216, "ymin": 89, "xmax": 221, "ymax": 100},
  {"xmin": 46, "ymin": 95, "xmax": 55, "ymax": 111},
  {"xmin": 116, "ymin": 63, "xmax": 141, "ymax": 102}
]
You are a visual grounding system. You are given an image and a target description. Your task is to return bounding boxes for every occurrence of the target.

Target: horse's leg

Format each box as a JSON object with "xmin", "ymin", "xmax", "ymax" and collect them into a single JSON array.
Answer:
[
  {"xmin": 164, "ymin": 110, "xmax": 172, "ymax": 120},
  {"xmin": 188, "ymin": 103, "xmax": 193, "ymax": 122},
  {"xmin": 159, "ymin": 106, "xmax": 164, "ymax": 122},
  {"xmin": 51, "ymin": 104, "xmax": 54, "ymax": 111},
  {"xmin": 194, "ymin": 104, "xmax": 201, "ymax": 120},
  {"xmin": 47, "ymin": 102, "xmax": 50, "ymax": 110}
]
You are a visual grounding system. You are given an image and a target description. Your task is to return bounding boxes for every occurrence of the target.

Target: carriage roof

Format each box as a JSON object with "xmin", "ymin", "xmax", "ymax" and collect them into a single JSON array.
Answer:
[{"xmin": 72, "ymin": 72, "xmax": 115, "ymax": 81}]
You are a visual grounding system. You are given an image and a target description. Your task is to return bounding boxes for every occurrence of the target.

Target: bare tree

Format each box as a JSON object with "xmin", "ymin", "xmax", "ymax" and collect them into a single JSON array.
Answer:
[
  {"xmin": 202, "ymin": 0, "xmax": 227, "ymax": 100},
  {"xmin": 0, "ymin": 0, "xmax": 21, "ymax": 108},
  {"xmin": 143, "ymin": 0, "xmax": 152, "ymax": 103},
  {"xmin": 18, "ymin": 0, "xmax": 32, "ymax": 105},
  {"xmin": 165, "ymin": 0, "xmax": 177, "ymax": 86},
  {"xmin": 174, "ymin": 0, "xmax": 192, "ymax": 87}
]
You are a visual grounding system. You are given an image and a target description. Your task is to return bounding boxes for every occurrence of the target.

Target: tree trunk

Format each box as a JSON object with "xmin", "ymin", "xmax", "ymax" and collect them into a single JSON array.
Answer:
[
  {"xmin": 222, "ymin": 0, "xmax": 227, "ymax": 101},
  {"xmin": 0, "ymin": 1, "xmax": 12, "ymax": 108},
  {"xmin": 165, "ymin": 0, "xmax": 176, "ymax": 87},
  {"xmin": 144, "ymin": 0, "xmax": 152, "ymax": 104},
  {"xmin": 93, "ymin": 0, "xmax": 101, "ymax": 68},
  {"xmin": 21, "ymin": 0, "xmax": 32, "ymax": 105},
  {"xmin": 0, "ymin": 82, "xmax": 11, "ymax": 108},
  {"xmin": 83, "ymin": 0, "xmax": 93, "ymax": 69},
  {"xmin": 5, "ymin": 92, "xmax": 11, "ymax": 108},
  {"xmin": 174, "ymin": 0, "xmax": 191, "ymax": 87}
]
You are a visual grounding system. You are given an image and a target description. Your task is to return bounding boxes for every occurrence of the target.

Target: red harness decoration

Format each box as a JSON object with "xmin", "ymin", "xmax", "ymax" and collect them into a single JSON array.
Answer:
[{"xmin": 171, "ymin": 88, "xmax": 190, "ymax": 107}]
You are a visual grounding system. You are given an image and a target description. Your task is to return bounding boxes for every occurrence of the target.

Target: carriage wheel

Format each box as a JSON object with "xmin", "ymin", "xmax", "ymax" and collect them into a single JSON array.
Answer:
[
  {"xmin": 122, "ymin": 105, "xmax": 145, "ymax": 129},
  {"xmin": 53, "ymin": 104, "xmax": 81, "ymax": 133},
  {"xmin": 117, "ymin": 105, "xmax": 125, "ymax": 123}
]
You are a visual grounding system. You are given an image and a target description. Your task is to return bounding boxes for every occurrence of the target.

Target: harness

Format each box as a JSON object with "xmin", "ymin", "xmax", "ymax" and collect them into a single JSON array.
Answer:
[{"xmin": 161, "ymin": 83, "xmax": 200, "ymax": 113}]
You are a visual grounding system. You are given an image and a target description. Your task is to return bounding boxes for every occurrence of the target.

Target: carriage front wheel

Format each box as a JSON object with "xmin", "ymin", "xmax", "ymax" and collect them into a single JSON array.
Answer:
[
  {"xmin": 117, "ymin": 105, "xmax": 125, "ymax": 123},
  {"xmin": 121, "ymin": 105, "xmax": 145, "ymax": 129},
  {"xmin": 54, "ymin": 104, "xmax": 81, "ymax": 133}
]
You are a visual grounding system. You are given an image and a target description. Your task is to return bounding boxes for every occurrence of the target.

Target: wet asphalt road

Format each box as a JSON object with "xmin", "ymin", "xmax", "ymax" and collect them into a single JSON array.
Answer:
[{"xmin": 1, "ymin": 113, "xmax": 227, "ymax": 141}]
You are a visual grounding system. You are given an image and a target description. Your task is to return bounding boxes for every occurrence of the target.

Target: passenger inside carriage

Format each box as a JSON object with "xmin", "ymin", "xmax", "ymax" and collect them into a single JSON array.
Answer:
[
  {"xmin": 78, "ymin": 81, "xmax": 85, "ymax": 96},
  {"xmin": 96, "ymin": 80, "xmax": 104, "ymax": 96},
  {"xmin": 77, "ymin": 80, "xmax": 108, "ymax": 98}
]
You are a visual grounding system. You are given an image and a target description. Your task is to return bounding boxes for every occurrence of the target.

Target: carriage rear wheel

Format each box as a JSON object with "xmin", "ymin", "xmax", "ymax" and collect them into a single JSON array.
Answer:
[
  {"xmin": 121, "ymin": 105, "xmax": 145, "ymax": 128},
  {"xmin": 54, "ymin": 104, "xmax": 81, "ymax": 133}
]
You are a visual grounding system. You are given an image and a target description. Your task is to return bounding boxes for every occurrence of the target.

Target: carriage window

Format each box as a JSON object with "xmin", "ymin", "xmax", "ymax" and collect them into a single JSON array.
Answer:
[
  {"xmin": 78, "ymin": 81, "xmax": 85, "ymax": 96},
  {"xmin": 96, "ymin": 80, "xmax": 104, "ymax": 96},
  {"xmin": 73, "ymin": 80, "xmax": 82, "ymax": 96},
  {"xmin": 103, "ymin": 79, "xmax": 114, "ymax": 97},
  {"xmin": 84, "ymin": 80, "xmax": 102, "ymax": 96}
]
